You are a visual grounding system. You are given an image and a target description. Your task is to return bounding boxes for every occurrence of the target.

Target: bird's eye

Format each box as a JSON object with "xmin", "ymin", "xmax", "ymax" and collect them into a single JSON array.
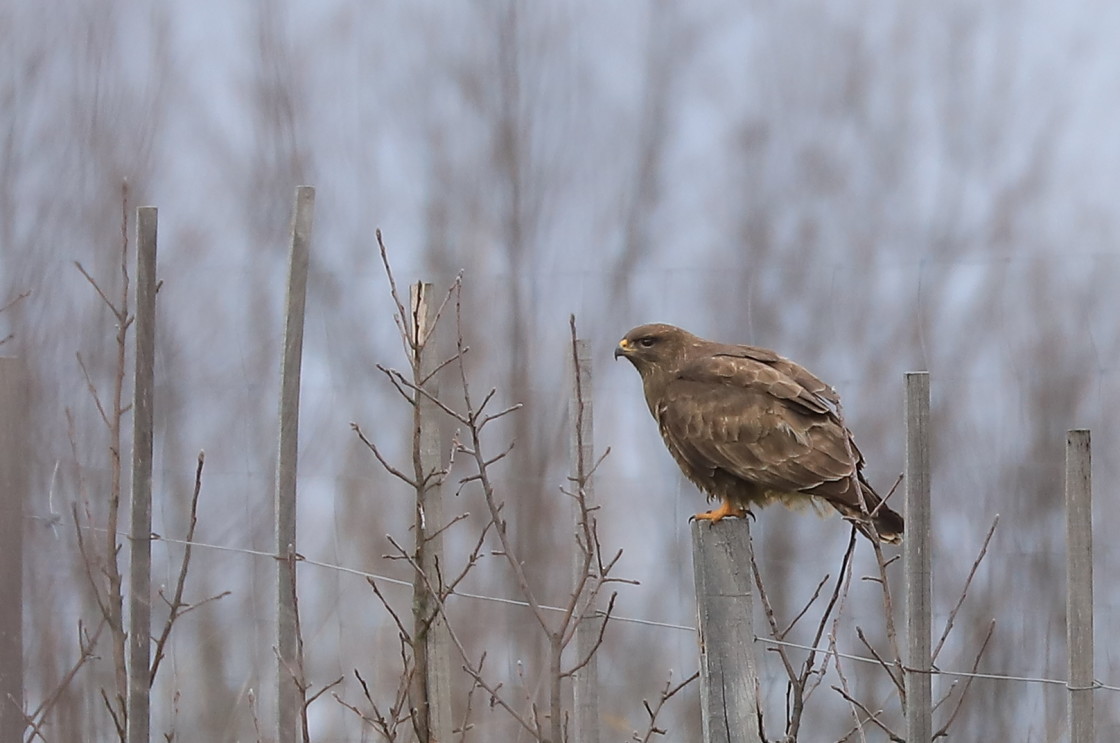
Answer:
[{"xmin": 638, "ymin": 337, "xmax": 656, "ymax": 348}]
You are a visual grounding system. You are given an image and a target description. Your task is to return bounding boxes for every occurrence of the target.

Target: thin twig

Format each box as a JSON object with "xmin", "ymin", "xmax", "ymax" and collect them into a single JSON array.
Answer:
[
  {"xmin": 75, "ymin": 353, "xmax": 111, "ymax": 431},
  {"xmin": 150, "ymin": 452, "xmax": 226, "ymax": 685},
  {"xmin": 932, "ymin": 516, "xmax": 998, "ymax": 664},
  {"xmin": 247, "ymin": 688, "xmax": 263, "ymax": 743},
  {"xmin": 0, "ymin": 289, "xmax": 30, "ymax": 315},
  {"xmin": 933, "ymin": 620, "xmax": 995, "ymax": 740},
  {"xmin": 855, "ymin": 627, "xmax": 904, "ymax": 696},
  {"xmin": 562, "ymin": 592, "xmax": 618, "ymax": 678},
  {"xmin": 351, "ymin": 423, "xmax": 419, "ymax": 488},
  {"xmin": 829, "ymin": 634, "xmax": 868, "ymax": 743},
  {"xmin": 73, "ymin": 262, "xmax": 122, "ymax": 318},
  {"xmin": 23, "ymin": 619, "xmax": 106, "ymax": 741},
  {"xmin": 831, "ymin": 684, "xmax": 901, "ymax": 742},
  {"xmin": 632, "ymin": 670, "xmax": 700, "ymax": 742}
]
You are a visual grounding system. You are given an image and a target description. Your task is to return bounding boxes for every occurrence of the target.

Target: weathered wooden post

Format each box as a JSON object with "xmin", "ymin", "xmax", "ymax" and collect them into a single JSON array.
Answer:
[
  {"xmin": 127, "ymin": 206, "xmax": 158, "ymax": 743},
  {"xmin": 275, "ymin": 186, "xmax": 314, "ymax": 743},
  {"xmin": 904, "ymin": 371, "xmax": 932, "ymax": 742},
  {"xmin": 1065, "ymin": 429, "xmax": 1093, "ymax": 743},
  {"xmin": 0, "ymin": 357, "xmax": 28, "ymax": 742},
  {"xmin": 410, "ymin": 281, "xmax": 453, "ymax": 743},
  {"xmin": 691, "ymin": 519, "xmax": 761, "ymax": 743},
  {"xmin": 569, "ymin": 336, "xmax": 600, "ymax": 743}
]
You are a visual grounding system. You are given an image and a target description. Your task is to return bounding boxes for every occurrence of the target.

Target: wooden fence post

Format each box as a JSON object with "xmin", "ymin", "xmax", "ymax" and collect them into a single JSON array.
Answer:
[
  {"xmin": 904, "ymin": 371, "xmax": 932, "ymax": 742},
  {"xmin": 691, "ymin": 520, "xmax": 761, "ymax": 743},
  {"xmin": 410, "ymin": 281, "xmax": 453, "ymax": 743},
  {"xmin": 569, "ymin": 337, "xmax": 600, "ymax": 743},
  {"xmin": 127, "ymin": 206, "xmax": 158, "ymax": 743},
  {"xmin": 0, "ymin": 357, "xmax": 28, "ymax": 742},
  {"xmin": 275, "ymin": 186, "xmax": 314, "ymax": 743},
  {"xmin": 1065, "ymin": 429, "xmax": 1093, "ymax": 743}
]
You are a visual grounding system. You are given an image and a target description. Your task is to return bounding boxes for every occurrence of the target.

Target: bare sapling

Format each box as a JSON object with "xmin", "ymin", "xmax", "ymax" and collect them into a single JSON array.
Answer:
[{"xmin": 346, "ymin": 233, "xmax": 633, "ymax": 742}]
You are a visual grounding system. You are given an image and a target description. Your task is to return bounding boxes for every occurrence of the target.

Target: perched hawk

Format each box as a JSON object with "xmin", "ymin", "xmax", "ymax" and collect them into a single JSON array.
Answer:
[{"xmin": 615, "ymin": 323, "xmax": 903, "ymax": 544}]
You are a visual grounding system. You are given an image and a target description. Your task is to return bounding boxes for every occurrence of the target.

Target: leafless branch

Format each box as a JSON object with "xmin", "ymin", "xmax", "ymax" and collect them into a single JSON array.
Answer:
[
  {"xmin": 631, "ymin": 670, "xmax": 700, "ymax": 743},
  {"xmin": 273, "ymin": 546, "xmax": 345, "ymax": 743},
  {"xmin": 416, "ymin": 272, "xmax": 463, "ymax": 351},
  {"xmin": 932, "ymin": 516, "xmax": 999, "ymax": 664},
  {"xmin": 932, "ymin": 619, "xmax": 995, "ymax": 740},
  {"xmin": 0, "ymin": 289, "xmax": 30, "ymax": 316},
  {"xmin": 71, "ymin": 503, "xmax": 111, "ymax": 623},
  {"xmin": 448, "ymin": 291, "xmax": 550, "ymax": 630},
  {"xmin": 377, "ymin": 365, "xmax": 470, "ymax": 425},
  {"xmin": 455, "ymin": 673, "xmax": 483, "ymax": 743},
  {"xmin": 355, "ymin": 249, "xmax": 627, "ymax": 741},
  {"xmin": 150, "ymin": 452, "xmax": 228, "ymax": 685},
  {"xmin": 247, "ymin": 688, "xmax": 263, "ymax": 743},
  {"xmin": 366, "ymin": 577, "xmax": 413, "ymax": 645},
  {"xmin": 75, "ymin": 353, "xmax": 111, "ymax": 432},
  {"xmin": 376, "ymin": 228, "xmax": 413, "ymax": 362},
  {"xmin": 867, "ymin": 473, "xmax": 904, "ymax": 519},
  {"xmin": 751, "ymin": 525, "xmax": 858, "ymax": 740},
  {"xmin": 0, "ymin": 290, "xmax": 30, "ymax": 347},
  {"xmin": 375, "ymin": 229, "xmax": 462, "ymax": 368},
  {"xmin": 334, "ymin": 662, "xmax": 415, "ymax": 742},
  {"xmin": 854, "ymin": 627, "xmax": 904, "ymax": 696},
  {"xmin": 73, "ymin": 261, "xmax": 123, "ymax": 318},
  {"xmin": 351, "ymin": 422, "xmax": 419, "ymax": 488},
  {"xmin": 829, "ymin": 634, "xmax": 875, "ymax": 743},
  {"xmin": 562, "ymin": 592, "xmax": 618, "ymax": 678},
  {"xmin": 781, "ymin": 573, "xmax": 831, "ymax": 640},
  {"xmin": 22, "ymin": 619, "xmax": 106, "ymax": 742},
  {"xmin": 422, "ymin": 511, "xmax": 471, "ymax": 545},
  {"xmin": 69, "ymin": 189, "xmax": 135, "ymax": 739},
  {"xmin": 99, "ymin": 686, "xmax": 125, "ymax": 741},
  {"xmin": 831, "ymin": 684, "xmax": 901, "ymax": 742},
  {"xmin": 419, "ymin": 347, "xmax": 469, "ymax": 387},
  {"xmin": 867, "ymin": 538, "xmax": 902, "ymax": 699}
]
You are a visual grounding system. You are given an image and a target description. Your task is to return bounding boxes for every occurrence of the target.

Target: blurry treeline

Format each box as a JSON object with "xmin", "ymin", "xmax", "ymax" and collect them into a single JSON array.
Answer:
[{"xmin": 3, "ymin": 1, "xmax": 1119, "ymax": 740}]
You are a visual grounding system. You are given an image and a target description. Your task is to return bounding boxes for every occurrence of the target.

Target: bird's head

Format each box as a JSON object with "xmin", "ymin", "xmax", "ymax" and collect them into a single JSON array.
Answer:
[{"xmin": 614, "ymin": 323, "xmax": 698, "ymax": 380}]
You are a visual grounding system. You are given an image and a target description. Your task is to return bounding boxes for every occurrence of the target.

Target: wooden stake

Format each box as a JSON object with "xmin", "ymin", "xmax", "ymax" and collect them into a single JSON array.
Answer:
[
  {"xmin": 0, "ymin": 358, "xmax": 28, "ymax": 742},
  {"xmin": 570, "ymin": 337, "xmax": 600, "ymax": 743},
  {"xmin": 1065, "ymin": 429, "xmax": 1093, "ymax": 743},
  {"xmin": 691, "ymin": 520, "xmax": 761, "ymax": 743},
  {"xmin": 127, "ymin": 206, "xmax": 157, "ymax": 743},
  {"xmin": 904, "ymin": 371, "xmax": 932, "ymax": 743},
  {"xmin": 275, "ymin": 186, "xmax": 314, "ymax": 743},
  {"xmin": 411, "ymin": 281, "xmax": 452, "ymax": 743}
]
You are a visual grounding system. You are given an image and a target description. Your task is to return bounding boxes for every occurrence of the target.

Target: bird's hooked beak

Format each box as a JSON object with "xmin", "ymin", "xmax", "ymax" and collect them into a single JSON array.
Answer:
[{"xmin": 614, "ymin": 338, "xmax": 632, "ymax": 360}]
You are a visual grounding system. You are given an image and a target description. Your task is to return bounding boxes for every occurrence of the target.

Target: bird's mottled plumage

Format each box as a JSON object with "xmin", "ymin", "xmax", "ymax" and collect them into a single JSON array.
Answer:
[{"xmin": 615, "ymin": 323, "xmax": 903, "ymax": 543}]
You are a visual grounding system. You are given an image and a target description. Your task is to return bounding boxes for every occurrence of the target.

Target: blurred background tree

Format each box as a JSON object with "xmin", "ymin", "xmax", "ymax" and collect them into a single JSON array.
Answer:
[{"xmin": 4, "ymin": 0, "xmax": 1118, "ymax": 739}]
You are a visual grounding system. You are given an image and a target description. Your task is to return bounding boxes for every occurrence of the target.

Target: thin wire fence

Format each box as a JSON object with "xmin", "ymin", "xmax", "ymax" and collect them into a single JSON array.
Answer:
[{"xmin": 76, "ymin": 525, "xmax": 1120, "ymax": 695}]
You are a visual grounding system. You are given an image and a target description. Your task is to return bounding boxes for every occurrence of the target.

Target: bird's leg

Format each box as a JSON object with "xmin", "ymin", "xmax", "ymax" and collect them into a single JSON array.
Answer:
[{"xmin": 692, "ymin": 498, "xmax": 749, "ymax": 524}]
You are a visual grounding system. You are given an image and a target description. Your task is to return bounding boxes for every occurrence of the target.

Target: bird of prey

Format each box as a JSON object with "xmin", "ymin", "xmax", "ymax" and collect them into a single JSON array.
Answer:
[{"xmin": 615, "ymin": 323, "xmax": 903, "ymax": 544}]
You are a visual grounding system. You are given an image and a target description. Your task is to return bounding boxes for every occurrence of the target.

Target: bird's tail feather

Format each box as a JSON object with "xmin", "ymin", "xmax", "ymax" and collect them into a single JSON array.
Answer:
[
  {"xmin": 833, "ymin": 479, "xmax": 905, "ymax": 544},
  {"xmin": 863, "ymin": 507, "xmax": 904, "ymax": 545}
]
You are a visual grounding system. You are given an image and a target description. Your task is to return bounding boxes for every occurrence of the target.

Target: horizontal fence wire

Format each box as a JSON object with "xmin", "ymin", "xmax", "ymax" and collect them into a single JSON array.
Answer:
[{"xmin": 76, "ymin": 525, "xmax": 1120, "ymax": 695}]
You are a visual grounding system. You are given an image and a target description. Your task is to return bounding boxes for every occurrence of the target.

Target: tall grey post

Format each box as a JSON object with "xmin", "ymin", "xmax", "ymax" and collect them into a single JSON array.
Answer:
[
  {"xmin": 0, "ymin": 358, "xmax": 28, "ymax": 742},
  {"xmin": 904, "ymin": 371, "xmax": 932, "ymax": 742},
  {"xmin": 127, "ymin": 207, "xmax": 158, "ymax": 743},
  {"xmin": 570, "ymin": 337, "xmax": 600, "ymax": 743},
  {"xmin": 411, "ymin": 281, "xmax": 453, "ymax": 743},
  {"xmin": 275, "ymin": 186, "xmax": 314, "ymax": 743},
  {"xmin": 1065, "ymin": 429, "xmax": 1093, "ymax": 743},
  {"xmin": 691, "ymin": 519, "xmax": 761, "ymax": 743}
]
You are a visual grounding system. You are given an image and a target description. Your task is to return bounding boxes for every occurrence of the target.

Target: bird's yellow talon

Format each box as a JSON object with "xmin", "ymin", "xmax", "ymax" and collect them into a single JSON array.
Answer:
[{"xmin": 692, "ymin": 499, "xmax": 748, "ymax": 524}]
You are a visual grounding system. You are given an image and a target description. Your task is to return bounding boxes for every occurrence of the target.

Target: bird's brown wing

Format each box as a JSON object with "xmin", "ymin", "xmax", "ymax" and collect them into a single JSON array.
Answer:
[
  {"xmin": 724, "ymin": 344, "xmax": 842, "ymax": 407},
  {"xmin": 655, "ymin": 352, "xmax": 863, "ymax": 505}
]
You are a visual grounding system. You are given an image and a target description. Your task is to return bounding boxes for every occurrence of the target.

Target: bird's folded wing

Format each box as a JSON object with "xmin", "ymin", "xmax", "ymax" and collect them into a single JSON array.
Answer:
[{"xmin": 657, "ymin": 357, "xmax": 859, "ymax": 495}]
